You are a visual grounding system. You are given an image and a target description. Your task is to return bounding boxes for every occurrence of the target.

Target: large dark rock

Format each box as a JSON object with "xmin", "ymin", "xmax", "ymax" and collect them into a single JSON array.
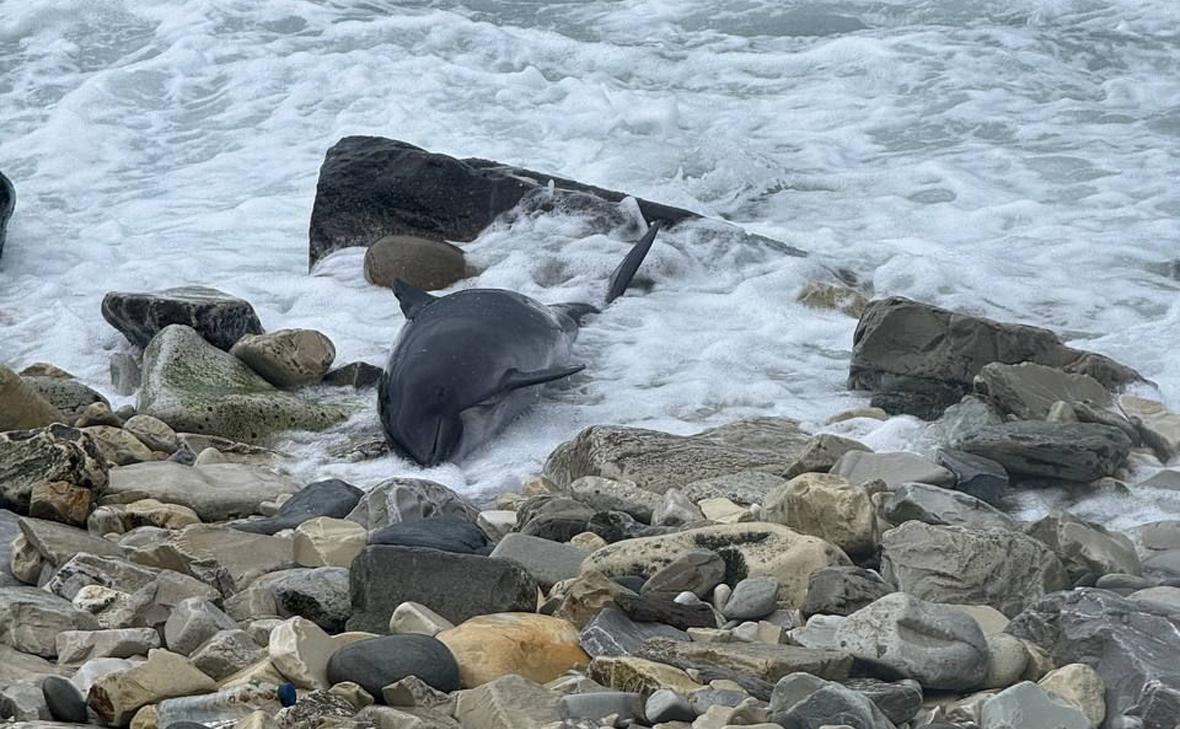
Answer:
[
  {"xmin": 1007, "ymin": 588, "xmax": 1180, "ymax": 728},
  {"xmin": 101, "ymin": 286, "xmax": 264, "ymax": 350},
  {"xmin": 769, "ymin": 672, "xmax": 896, "ymax": 729},
  {"xmin": 41, "ymin": 675, "xmax": 87, "ymax": 723},
  {"xmin": 841, "ymin": 678, "xmax": 922, "ymax": 726},
  {"xmin": 233, "ymin": 479, "xmax": 363, "ymax": 535},
  {"xmin": 848, "ymin": 297, "xmax": 1141, "ymax": 419},
  {"xmin": 254, "ymin": 567, "xmax": 351, "ymax": 633},
  {"xmin": 0, "ymin": 170, "xmax": 12, "ymax": 260},
  {"xmin": 803, "ymin": 566, "xmax": 894, "ymax": 618},
  {"xmin": 308, "ymin": 136, "xmax": 797, "ymax": 270},
  {"xmin": 935, "ymin": 449, "xmax": 1008, "ymax": 506},
  {"xmin": 957, "ymin": 421, "xmax": 1131, "ymax": 482},
  {"xmin": 578, "ymin": 607, "xmax": 690, "ymax": 658},
  {"xmin": 345, "ymin": 477, "xmax": 479, "ymax": 530},
  {"xmin": 347, "ymin": 545, "xmax": 537, "ymax": 632},
  {"xmin": 368, "ymin": 515, "xmax": 491, "ymax": 554},
  {"xmin": 326, "ymin": 634, "xmax": 460, "ymax": 695}
]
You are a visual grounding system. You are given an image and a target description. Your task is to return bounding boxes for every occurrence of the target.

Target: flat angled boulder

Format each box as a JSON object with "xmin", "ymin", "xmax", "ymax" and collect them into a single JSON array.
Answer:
[
  {"xmin": 103, "ymin": 461, "xmax": 299, "ymax": 521},
  {"xmin": 19, "ymin": 516, "xmax": 123, "ymax": 568},
  {"xmin": 101, "ymin": 286, "xmax": 263, "ymax": 350},
  {"xmin": 974, "ymin": 361, "xmax": 1112, "ymax": 420},
  {"xmin": 345, "ymin": 477, "xmax": 478, "ymax": 529},
  {"xmin": 0, "ymin": 587, "xmax": 100, "ymax": 657},
  {"xmin": 233, "ymin": 479, "xmax": 363, "ymax": 535},
  {"xmin": 639, "ymin": 637, "xmax": 852, "ymax": 684},
  {"xmin": 368, "ymin": 516, "xmax": 491, "ymax": 554},
  {"xmin": 579, "ymin": 607, "xmax": 689, "ymax": 658},
  {"xmin": 957, "ymin": 421, "xmax": 1131, "ymax": 482}
]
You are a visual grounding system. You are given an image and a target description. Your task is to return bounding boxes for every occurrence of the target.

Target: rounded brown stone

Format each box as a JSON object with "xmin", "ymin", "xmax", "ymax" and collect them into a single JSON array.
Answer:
[{"xmin": 363, "ymin": 235, "xmax": 468, "ymax": 291}]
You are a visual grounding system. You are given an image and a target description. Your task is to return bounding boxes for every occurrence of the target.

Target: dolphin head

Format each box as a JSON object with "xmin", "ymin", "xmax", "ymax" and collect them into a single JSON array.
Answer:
[{"xmin": 378, "ymin": 376, "xmax": 468, "ymax": 467}]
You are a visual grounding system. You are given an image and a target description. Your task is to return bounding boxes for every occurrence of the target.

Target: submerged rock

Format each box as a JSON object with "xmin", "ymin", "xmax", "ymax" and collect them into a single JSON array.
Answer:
[
  {"xmin": 957, "ymin": 421, "xmax": 1131, "ymax": 482},
  {"xmin": 102, "ymin": 286, "xmax": 263, "ymax": 350}
]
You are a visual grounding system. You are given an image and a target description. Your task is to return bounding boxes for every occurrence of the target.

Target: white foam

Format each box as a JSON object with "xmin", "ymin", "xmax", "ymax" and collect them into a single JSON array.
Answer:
[{"xmin": 2, "ymin": 0, "xmax": 1179, "ymax": 522}]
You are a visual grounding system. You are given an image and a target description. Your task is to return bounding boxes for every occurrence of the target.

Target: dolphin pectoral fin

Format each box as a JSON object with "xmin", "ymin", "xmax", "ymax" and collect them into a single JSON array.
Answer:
[
  {"xmin": 392, "ymin": 279, "xmax": 438, "ymax": 319},
  {"xmin": 549, "ymin": 302, "xmax": 601, "ymax": 329},
  {"xmin": 605, "ymin": 218, "xmax": 663, "ymax": 305},
  {"xmin": 502, "ymin": 364, "xmax": 586, "ymax": 391}
]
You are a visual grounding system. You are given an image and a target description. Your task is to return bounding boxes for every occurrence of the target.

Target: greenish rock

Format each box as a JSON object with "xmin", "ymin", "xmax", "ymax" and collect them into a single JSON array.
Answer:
[{"xmin": 138, "ymin": 325, "xmax": 347, "ymax": 442}]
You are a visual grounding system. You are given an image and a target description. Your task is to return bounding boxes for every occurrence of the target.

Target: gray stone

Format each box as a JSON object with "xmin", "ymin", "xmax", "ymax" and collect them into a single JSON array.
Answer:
[
  {"xmin": 803, "ymin": 567, "xmax": 893, "ymax": 618},
  {"xmin": 934, "ymin": 449, "xmax": 1008, "ymax": 506},
  {"xmin": 1, "ymin": 681, "xmax": 50, "ymax": 722},
  {"xmin": 252, "ymin": 567, "xmax": 351, "ymax": 632},
  {"xmin": 453, "ymin": 673, "xmax": 561, "ymax": 729},
  {"xmin": 1130, "ymin": 586, "xmax": 1180, "ymax": 611},
  {"xmin": 651, "ymin": 488, "xmax": 704, "ymax": 527},
  {"xmin": 44, "ymin": 553, "xmax": 158, "ymax": 601},
  {"xmin": 0, "ymin": 170, "xmax": 12, "ymax": 262},
  {"xmin": 56, "ymin": 628, "xmax": 161, "ymax": 663},
  {"xmin": 164, "ymin": 597, "xmax": 238, "ymax": 656},
  {"xmin": 958, "ymin": 421, "xmax": 1131, "ymax": 482},
  {"xmin": 724, "ymin": 576, "xmax": 779, "ymax": 620},
  {"xmin": 103, "ymin": 461, "xmax": 299, "ymax": 522},
  {"xmin": 680, "ymin": 471, "xmax": 791, "ymax": 506},
  {"xmin": 0, "ymin": 425, "xmax": 108, "ymax": 516},
  {"xmin": 514, "ymin": 495, "xmax": 594, "ymax": 542},
  {"xmin": 40, "ymin": 676, "xmax": 86, "ymax": 723},
  {"xmin": 641, "ymin": 549, "xmax": 726, "ymax": 599},
  {"xmin": 881, "ymin": 482, "xmax": 1016, "ymax": 530},
  {"xmin": 979, "ymin": 681, "xmax": 1090, "ymax": 729},
  {"xmin": 1126, "ymin": 679, "xmax": 1180, "ymax": 729},
  {"xmin": 1026, "ymin": 511, "xmax": 1141, "ymax": 580},
  {"xmin": 645, "ymin": 689, "xmax": 696, "ymax": 723},
  {"xmin": 841, "ymin": 678, "xmax": 922, "ymax": 726},
  {"xmin": 137, "ymin": 324, "xmax": 346, "ymax": 442},
  {"xmin": 568, "ymin": 476, "xmax": 660, "ymax": 522},
  {"xmin": 579, "ymin": 606, "xmax": 690, "ymax": 658},
  {"xmin": 639, "ymin": 637, "xmax": 853, "ymax": 684},
  {"xmin": 489, "ymin": 533, "xmax": 589, "ymax": 589},
  {"xmin": 559, "ymin": 692, "xmax": 644, "ymax": 723},
  {"xmin": 0, "ymin": 364, "xmax": 64, "ymax": 432},
  {"xmin": 0, "ymin": 586, "xmax": 100, "ymax": 657},
  {"xmin": 22, "ymin": 374, "xmax": 109, "ymax": 425},
  {"xmin": 323, "ymin": 361, "xmax": 383, "ymax": 390},
  {"xmin": 345, "ymin": 477, "xmax": 479, "ymax": 529},
  {"xmin": 544, "ymin": 417, "xmax": 812, "ymax": 494},
  {"xmin": 974, "ymin": 361, "xmax": 1112, "ymax": 421},
  {"xmin": 103, "ymin": 569, "xmax": 221, "ymax": 632},
  {"xmin": 0, "ymin": 644, "xmax": 63, "ymax": 687},
  {"xmin": 124, "ymin": 524, "xmax": 294, "ymax": 593},
  {"xmin": 833, "ymin": 593, "xmax": 988, "ymax": 690},
  {"xmin": 769, "ymin": 672, "xmax": 896, "ymax": 729},
  {"xmin": 347, "ymin": 545, "xmax": 538, "ymax": 632},
  {"xmin": 190, "ymin": 629, "xmax": 267, "ymax": 681},
  {"xmin": 1007, "ymin": 587, "xmax": 1180, "ymax": 726},
  {"xmin": 101, "ymin": 286, "xmax": 263, "ymax": 350},
  {"xmin": 783, "ymin": 434, "xmax": 873, "ymax": 480},
  {"xmin": 830, "ymin": 451, "xmax": 954, "ymax": 490},
  {"xmin": 881, "ymin": 522, "xmax": 1068, "ymax": 617},
  {"xmin": 230, "ymin": 329, "xmax": 336, "ymax": 388},
  {"xmin": 233, "ymin": 478, "xmax": 363, "ymax": 535}
]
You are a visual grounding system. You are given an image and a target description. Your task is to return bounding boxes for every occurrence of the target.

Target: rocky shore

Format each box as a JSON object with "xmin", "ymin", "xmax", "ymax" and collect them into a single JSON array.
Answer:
[{"xmin": 4, "ymin": 140, "xmax": 1180, "ymax": 729}]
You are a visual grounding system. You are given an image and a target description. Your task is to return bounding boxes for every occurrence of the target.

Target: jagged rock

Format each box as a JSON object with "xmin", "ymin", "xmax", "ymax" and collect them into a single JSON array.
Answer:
[
  {"xmin": 368, "ymin": 515, "xmax": 490, "ymax": 554},
  {"xmin": 273, "ymin": 688, "xmax": 356, "ymax": 729},
  {"xmin": 973, "ymin": 362, "xmax": 1111, "ymax": 421},
  {"xmin": 43, "ymin": 553, "xmax": 158, "ymax": 601},
  {"xmin": 640, "ymin": 637, "xmax": 852, "ymax": 684},
  {"xmin": 841, "ymin": 678, "xmax": 922, "ymax": 726},
  {"xmin": 881, "ymin": 522, "xmax": 1068, "ymax": 617},
  {"xmin": 645, "ymin": 689, "xmax": 696, "ymax": 723},
  {"xmin": 452, "ymin": 673, "xmax": 561, "ymax": 729},
  {"xmin": 190, "ymin": 629, "xmax": 267, "ymax": 681},
  {"xmin": 641, "ymin": 549, "xmax": 726, "ymax": 599},
  {"xmin": 979, "ymin": 681, "xmax": 1090, "ymax": 729},
  {"xmin": 544, "ymin": 417, "xmax": 812, "ymax": 493},
  {"xmin": 567, "ymin": 476, "xmax": 660, "ymax": 522},
  {"xmin": 0, "ymin": 509, "xmax": 22, "ymax": 587},
  {"xmin": 1037, "ymin": 663, "xmax": 1105, "ymax": 726},
  {"xmin": 679, "ymin": 470, "xmax": 790, "ymax": 506},
  {"xmin": 0, "ymin": 424, "xmax": 108, "ymax": 516},
  {"xmin": 125, "ymin": 524, "xmax": 294, "ymax": 592},
  {"xmin": 345, "ymin": 477, "xmax": 478, "ymax": 530},
  {"xmin": 0, "ymin": 643, "xmax": 63, "ymax": 687},
  {"xmin": 957, "ymin": 421, "xmax": 1131, "ymax": 482},
  {"xmin": 782, "ymin": 434, "xmax": 872, "ymax": 481},
  {"xmin": 829, "ymin": 451, "xmax": 954, "ymax": 490},
  {"xmin": 323, "ymin": 361, "xmax": 383, "ymax": 390},
  {"xmin": 803, "ymin": 566, "xmax": 893, "ymax": 618},
  {"xmin": 579, "ymin": 606, "xmax": 689, "ymax": 658},
  {"xmin": 1, "ymin": 680, "xmax": 51, "ymax": 721},
  {"xmin": 438, "ymin": 613, "xmax": 589, "ymax": 687},
  {"xmin": 21, "ymin": 372, "xmax": 108, "ymax": 424},
  {"xmin": 389, "ymin": 601, "xmax": 454, "ymax": 637},
  {"xmin": 880, "ymin": 482, "xmax": 1015, "ymax": 530},
  {"xmin": 137, "ymin": 324, "xmax": 346, "ymax": 441},
  {"xmin": 587, "ymin": 655, "xmax": 702, "ymax": 696},
  {"xmin": 0, "ymin": 365, "xmax": 63, "ymax": 431},
  {"xmin": 489, "ymin": 533, "xmax": 588, "ymax": 589},
  {"xmin": 293, "ymin": 517, "xmax": 367, "ymax": 568},
  {"xmin": 1026, "ymin": 511, "xmax": 1141, "ymax": 580},
  {"xmin": 56, "ymin": 627, "xmax": 160, "ymax": 663},
  {"xmin": 347, "ymin": 546, "xmax": 538, "ymax": 632},
  {"xmin": 764, "ymin": 473, "xmax": 877, "ymax": 557},
  {"xmin": 104, "ymin": 461, "xmax": 299, "ymax": 521},
  {"xmin": 328, "ymin": 634, "xmax": 460, "ymax": 694},
  {"xmin": 102, "ymin": 569, "xmax": 220, "ymax": 632},
  {"xmin": 834, "ymin": 593, "xmax": 988, "ymax": 690},
  {"xmin": 559, "ymin": 691, "xmax": 645, "ymax": 725},
  {"xmin": 87, "ymin": 648, "xmax": 216, "ymax": 725},
  {"xmin": 231, "ymin": 329, "xmax": 336, "ymax": 388},
  {"xmin": 380, "ymin": 675, "xmax": 452, "ymax": 710},
  {"xmin": 268, "ymin": 617, "xmax": 336, "ymax": 689},
  {"xmin": 583, "ymin": 522, "xmax": 850, "ymax": 608},
  {"xmin": 252, "ymin": 567, "xmax": 351, "ymax": 632},
  {"xmin": 102, "ymin": 286, "xmax": 263, "ymax": 350},
  {"xmin": 18, "ymin": 515, "xmax": 122, "ymax": 569},
  {"xmin": 1121, "ymin": 394, "xmax": 1180, "ymax": 462},
  {"xmin": 769, "ymin": 672, "xmax": 896, "ymax": 729}
]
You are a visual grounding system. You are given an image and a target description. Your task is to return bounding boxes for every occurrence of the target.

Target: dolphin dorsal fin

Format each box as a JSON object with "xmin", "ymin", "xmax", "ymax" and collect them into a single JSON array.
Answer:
[
  {"xmin": 392, "ymin": 279, "xmax": 438, "ymax": 319},
  {"xmin": 605, "ymin": 219, "xmax": 663, "ymax": 305},
  {"xmin": 460, "ymin": 364, "xmax": 586, "ymax": 410}
]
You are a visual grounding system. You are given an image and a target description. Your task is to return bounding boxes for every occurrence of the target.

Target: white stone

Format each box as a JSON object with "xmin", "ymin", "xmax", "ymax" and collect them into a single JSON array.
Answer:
[
  {"xmin": 267, "ymin": 616, "xmax": 336, "ymax": 689},
  {"xmin": 389, "ymin": 601, "xmax": 455, "ymax": 637},
  {"xmin": 292, "ymin": 517, "xmax": 366, "ymax": 568}
]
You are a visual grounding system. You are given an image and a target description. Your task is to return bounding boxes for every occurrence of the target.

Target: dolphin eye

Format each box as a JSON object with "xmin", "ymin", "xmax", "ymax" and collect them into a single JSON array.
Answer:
[{"xmin": 434, "ymin": 386, "xmax": 448, "ymax": 402}]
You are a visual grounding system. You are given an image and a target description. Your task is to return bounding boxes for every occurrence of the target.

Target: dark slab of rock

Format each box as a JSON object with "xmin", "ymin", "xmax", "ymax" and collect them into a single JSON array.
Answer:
[
  {"xmin": 101, "ymin": 286, "xmax": 264, "ymax": 350},
  {"xmin": 881, "ymin": 481, "xmax": 1016, "ymax": 531},
  {"xmin": 308, "ymin": 136, "xmax": 802, "ymax": 269},
  {"xmin": 1008, "ymin": 588, "xmax": 1180, "ymax": 729},
  {"xmin": 516, "ymin": 496, "xmax": 595, "ymax": 542},
  {"xmin": 848, "ymin": 297, "xmax": 1142, "ymax": 419},
  {"xmin": 368, "ymin": 515, "xmax": 491, "ymax": 554},
  {"xmin": 587, "ymin": 510, "xmax": 677, "ymax": 544},
  {"xmin": 579, "ymin": 607, "xmax": 690, "ymax": 658},
  {"xmin": 613, "ymin": 591, "xmax": 718, "ymax": 631},
  {"xmin": 327, "ymin": 634, "xmax": 460, "ymax": 694},
  {"xmin": 0, "ymin": 170, "xmax": 12, "ymax": 259},
  {"xmin": 957, "ymin": 421, "xmax": 1131, "ymax": 482},
  {"xmin": 638, "ymin": 637, "xmax": 852, "ymax": 684},
  {"xmin": 347, "ymin": 545, "xmax": 537, "ymax": 632},
  {"xmin": 803, "ymin": 566, "xmax": 894, "ymax": 618},
  {"xmin": 322, "ymin": 361, "xmax": 383, "ymax": 389},
  {"xmin": 769, "ymin": 673, "xmax": 896, "ymax": 729},
  {"xmin": 935, "ymin": 449, "xmax": 1008, "ymax": 506},
  {"xmin": 233, "ymin": 479, "xmax": 363, "ymax": 535},
  {"xmin": 1127, "ymin": 680, "xmax": 1180, "ymax": 729},
  {"xmin": 41, "ymin": 676, "xmax": 87, "ymax": 723},
  {"xmin": 841, "ymin": 677, "xmax": 922, "ymax": 725}
]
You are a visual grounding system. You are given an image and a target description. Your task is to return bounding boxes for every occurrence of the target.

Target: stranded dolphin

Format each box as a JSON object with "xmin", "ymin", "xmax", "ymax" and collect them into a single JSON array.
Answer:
[{"xmin": 378, "ymin": 219, "xmax": 663, "ymax": 466}]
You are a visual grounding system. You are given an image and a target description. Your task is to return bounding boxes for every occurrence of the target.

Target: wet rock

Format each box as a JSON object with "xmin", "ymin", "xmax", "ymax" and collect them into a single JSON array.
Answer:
[
  {"xmin": 363, "ymin": 233, "xmax": 468, "ymax": 290},
  {"xmin": 452, "ymin": 673, "xmax": 561, "ymax": 729},
  {"xmin": 544, "ymin": 417, "xmax": 812, "ymax": 493},
  {"xmin": 881, "ymin": 522, "xmax": 1068, "ymax": 617},
  {"xmin": 797, "ymin": 280, "xmax": 869, "ymax": 318},
  {"xmin": 0, "ymin": 365, "xmax": 64, "ymax": 431},
  {"xmin": 803, "ymin": 566, "xmax": 893, "ymax": 618},
  {"xmin": 368, "ymin": 515, "xmax": 490, "ymax": 554},
  {"xmin": 1026, "ymin": 511, "xmax": 1141, "ymax": 581},
  {"xmin": 974, "ymin": 361, "xmax": 1112, "ymax": 421},
  {"xmin": 102, "ymin": 286, "xmax": 263, "ymax": 351},
  {"xmin": 830, "ymin": 451, "xmax": 954, "ymax": 490},
  {"xmin": 56, "ymin": 627, "xmax": 161, "ymax": 663},
  {"xmin": 979, "ymin": 681, "xmax": 1090, "ymax": 729},
  {"xmin": 0, "ymin": 424, "xmax": 108, "ymax": 517},
  {"xmin": 579, "ymin": 606, "xmax": 690, "ymax": 658},
  {"xmin": 769, "ymin": 672, "xmax": 896, "ymax": 729},
  {"xmin": 489, "ymin": 533, "xmax": 588, "ymax": 589},
  {"xmin": 764, "ymin": 473, "xmax": 877, "ymax": 557},
  {"xmin": 87, "ymin": 648, "xmax": 217, "ymax": 725},
  {"xmin": 137, "ymin": 324, "xmax": 346, "ymax": 442},
  {"xmin": 583, "ymin": 522, "xmax": 850, "ymax": 608},
  {"xmin": 438, "ymin": 612, "xmax": 588, "ymax": 687},
  {"xmin": 322, "ymin": 361, "xmax": 383, "ymax": 390},
  {"xmin": 1121, "ymin": 394, "xmax": 1180, "ymax": 462},
  {"xmin": 0, "ymin": 170, "xmax": 12, "ymax": 259},
  {"xmin": 880, "ymin": 482, "xmax": 1015, "ymax": 530},
  {"xmin": 347, "ymin": 545, "xmax": 537, "ymax": 632},
  {"xmin": 641, "ymin": 549, "xmax": 727, "ymax": 599},
  {"xmin": 345, "ymin": 477, "xmax": 478, "ymax": 530},
  {"xmin": 104, "ymin": 461, "xmax": 299, "ymax": 522},
  {"xmin": 834, "ymin": 593, "xmax": 988, "ymax": 690},
  {"xmin": 957, "ymin": 421, "xmax": 1131, "ymax": 482},
  {"xmin": 328, "ymin": 633, "xmax": 460, "ymax": 694},
  {"xmin": 231, "ymin": 329, "xmax": 336, "ymax": 388}
]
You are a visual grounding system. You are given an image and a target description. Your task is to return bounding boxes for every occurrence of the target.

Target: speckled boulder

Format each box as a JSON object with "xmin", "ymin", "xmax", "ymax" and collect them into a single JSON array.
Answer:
[
  {"xmin": 231, "ymin": 329, "xmax": 336, "ymax": 388},
  {"xmin": 138, "ymin": 325, "xmax": 346, "ymax": 442},
  {"xmin": 101, "ymin": 286, "xmax": 263, "ymax": 350}
]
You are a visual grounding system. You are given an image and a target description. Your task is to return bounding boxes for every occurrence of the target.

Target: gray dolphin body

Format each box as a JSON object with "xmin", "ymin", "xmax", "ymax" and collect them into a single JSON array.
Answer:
[{"xmin": 378, "ymin": 220, "xmax": 663, "ymax": 466}]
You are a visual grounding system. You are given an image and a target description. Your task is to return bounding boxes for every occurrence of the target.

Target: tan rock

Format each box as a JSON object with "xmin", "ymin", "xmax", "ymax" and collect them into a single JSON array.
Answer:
[
  {"xmin": 29, "ymin": 480, "xmax": 93, "ymax": 526},
  {"xmin": 129, "ymin": 704, "xmax": 158, "ymax": 729},
  {"xmin": 438, "ymin": 613, "xmax": 589, "ymax": 687},
  {"xmin": 0, "ymin": 364, "xmax": 63, "ymax": 430},
  {"xmin": 582, "ymin": 522, "xmax": 850, "ymax": 608},
  {"xmin": 231, "ymin": 329, "xmax": 337, "ymax": 388},
  {"xmin": 981, "ymin": 634, "xmax": 1028, "ymax": 690},
  {"xmin": 942, "ymin": 604, "xmax": 1010, "ymax": 636},
  {"xmin": 587, "ymin": 656, "xmax": 702, "ymax": 696},
  {"xmin": 9, "ymin": 533, "xmax": 44, "ymax": 584},
  {"xmin": 570, "ymin": 531, "xmax": 608, "ymax": 552},
  {"xmin": 476, "ymin": 510, "xmax": 517, "ymax": 542},
  {"xmin": 84, "ymin": 426, "xmax": 159, "ymax": 466},
  {"xmin": 328, "ymin": 681, "xmax": 374, "ymax": 710},
  {"xmin": 453, "ymin": 674, "xmax": 560, "ymax": 729},
  {"xmin": 389, "ymin": 601, "xmax": 454, "ymax": 637},
  {"xmin": 364, "ymin": 234, "xmax": 468, "ymax": 291},
  {"xmin": 824, "ymin": 408, "xmax": 888, "ymax": 425},
  {"xmin": 218, "ymin": 658, "xmax": 289, "ymax": 689},
  {"xmin": 293, "ymin": 517, "xmax": 366, "ymax": 568},
  {"xmin": 796, "ymin": 281, "xmax": 868, "ymax": 318},
  {"xmin": 763, "ymin": 473, "xmax": 876, "ymax": 557},
  {"xmin": 1038, "ymin": 663, "xmax": 1106, "ymax": 726},
  {"xmin": 123, "ymin": 499, "xmax": 202, "ymax": 530},
  {"xmin": 87, "ymin": 648, "xmax": 216, "ymax": 726},
  {"xmin": 1020, "ymin": 639, "xmax": 1056, "ymax": 681},
  {"xmin": 268, "ymin": 616, "xmax": 336, "ymax": 689},
  {"xmin": 697, "ymin": 497, "xmax": 753, "ymax": 524}
]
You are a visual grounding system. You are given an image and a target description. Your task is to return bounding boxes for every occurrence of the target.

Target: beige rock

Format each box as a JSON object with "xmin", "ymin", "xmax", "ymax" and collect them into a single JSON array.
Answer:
[
  {"xmin": 293, "ymin": 517, "xmax": 366, "ymax": 568},
  {"xmin": 1020, "ymin": 639, "xmax": 1056, "ymax": 682},
  {"xmin": 84, "ymin": 426, "xmax": 159, "ymax": 466},
  {"xmin": 87, "ymin": 648, "xmax": 217, "ymax": 725},
  {"xmin": 476, "ymin": 510, "xmax": 517, "ymax": 542},
  {"xmin": 0, "ymin": 364, "xmax": 64, "ymax": 430},
  {"xmin": 268, "ymin": 616, "xmax": 336, "ymax": 689},
  {"xmin": 76, "ymin": 401, "xmax": 123, "ymax": 428},
  {"xmin": 123, "ymin": 499, "xmax": 202, "ymax": 530},
  {"xmin": 697, "ymin": 497, "xmax": 753, "ymax": 524},
  {"xmin": 380, "ymin": 675, "xmax": 453, "ymax": 711},
  {"xmin": 389, "ymin": 601, "xmax": 454, "ymax": 637},
  {"xmin": 763, "ymin": 473, "xmax": 876, "ymax": 557},
  {"xmin": 126, "ymin": 524, "xmax": 293, "ymax": 592},
  {"xmin": 796, "ymin": 281, "xmax": 868, "ymax": 318},
  {"xmin": 130, "ymin": 704, "xmax": 158, "ymax": 729},
  {"xmin": 364, "ymin": 235, "xmax": 469, "ymax": 291},
  {"xmin": 438, "ymin": 612, "xmax": 589, "ymax": 687},
  {"xmin": 943, "ymin": 604, "xmax": 1010, "ymax": 636},
  {"xmin": 231, "ymin": 329, "xmax": 337, "ymax": 389},
  {"xmin": 10, "ymin": 533, "xmax": 44, "ymax": 584},
  {"xmin": 232, "ymin": 710, "xmax": 278, "ymax": 729},
  {"xmin": 825, "ymin": 408, "xmax": 888, "ymax": 424},
  {"xmin": 29, "ymin": 480, "xmax": 93, "ymax": 527},
  {"xmin": 103, "ymin": 461, "xmax": 299, "ymax": 522},
  {"xmin": 73, "ymin": 584, "xmax": 125, "ymax": 614},
  {"xmin": 570, "ymin": 531, "xmax": 608, "ymax": 552},
  {"xmin": 551, "ymin": 570, "xmax": 627, "ymax": 629},
  {"xmin": 1038, "ymin": 663, "xmax": 1106, "ymax": 726},
  {"xmin": 981, "ymin": 634, "xmax": 1029, "ymax": 690},
  {"xmin": 583, "ymin": 522, "xmax": 850, "ymax": 608},
  {"xmin": 587, "ymin": 656, "xmax": 702, "ymax": 696},
  {"xmin": 329, "ymin": 681, "xmax": 374, "ymax": 710},
  {"xmin": 56, "ymin": 627, "xmax": 161, "ymax": 664},
  {"xmin": 122, "ymin": 415, "xmax": 179, "ymax": 454},
  {"xmin": 453, "ymin": 674, "xmax": 560, "ymax": 729},
  {"xmin": 783, "ymin": 433, "xmax": 872, "ymax": 479},
  {"xmin": 218, "ymin": 658, "xmax": 289, "ymax": 689}
]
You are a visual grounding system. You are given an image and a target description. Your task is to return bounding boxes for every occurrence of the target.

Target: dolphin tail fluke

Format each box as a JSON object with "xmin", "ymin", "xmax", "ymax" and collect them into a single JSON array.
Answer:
[
  {"xmin": 605, "ymin": 219, "xmax": 663, "ymax": 305},
  {"xmin": 392, "ymin": 279, "xmax": 438, "ymax": 319}
]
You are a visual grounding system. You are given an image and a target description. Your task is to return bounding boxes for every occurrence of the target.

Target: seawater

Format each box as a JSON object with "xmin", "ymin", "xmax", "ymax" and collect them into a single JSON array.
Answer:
[{"xmin": 1, "ymin": 0, "xmax": 1178, "ymax": 526}]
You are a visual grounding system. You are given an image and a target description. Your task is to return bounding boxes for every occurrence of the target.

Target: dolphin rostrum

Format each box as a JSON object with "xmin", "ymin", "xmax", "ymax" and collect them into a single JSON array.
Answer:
[{"xmin": 378, "ymin": 219, "xmax": 663, "ymax": 466}]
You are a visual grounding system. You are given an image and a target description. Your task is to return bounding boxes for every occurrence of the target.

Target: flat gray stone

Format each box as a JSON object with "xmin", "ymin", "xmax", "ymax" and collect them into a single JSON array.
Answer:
[
  {"xmin": 723, "ymin": 576, "xmax": 779, "ymax": 621},
  {"xmin": 0, "ymin": 586, "xmax": 100, "ymax": 658},
  {"xmin": 958, "ymin": 421, "xmax": 1131, "ymax": 482},
  {"xmin": 980, "ymin": 681, "xmax": 1089, "ymax": 729},
  {"xmin": 164, "ymin": 597, "xmax": 238, "ymax": 656},
  {"xmin": 831, "ymin": 451, "xmax": 954, "ymax": 490},
  {"xmin": 489, "ymin": 533, "xmax": 589, "ymax": 589},
  {"xmin": 579, "ymin": 607, "xmax": 690, "ymax": 658},
  {"xmin": 103, "ymin": 461, "xmax": 299, "ymax": 521},
  {"xmin": 974, "ymin": 361, "xmax": 1112, "ymax": 420},
  {"xmin": 881, "ymin": 482, "xmax": 1016, "ymax": 530}
]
